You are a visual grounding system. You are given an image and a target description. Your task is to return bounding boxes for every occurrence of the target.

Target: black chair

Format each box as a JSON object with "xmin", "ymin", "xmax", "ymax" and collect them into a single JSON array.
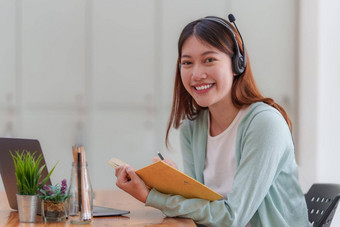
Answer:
[{"xmin": 305, "ymin": 184, "xmax": 340, "ymax": 227}]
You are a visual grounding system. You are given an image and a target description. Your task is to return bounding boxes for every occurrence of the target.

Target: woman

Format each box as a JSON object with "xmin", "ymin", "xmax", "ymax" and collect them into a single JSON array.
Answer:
[{"xmin": 115, "ymin": 15, "xmax": 311, "ymax": 227}]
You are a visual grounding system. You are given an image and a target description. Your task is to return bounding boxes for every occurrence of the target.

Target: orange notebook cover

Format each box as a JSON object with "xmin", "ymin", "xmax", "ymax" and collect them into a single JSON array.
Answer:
[{"xmin": 108, "ymin": 158, "xmax": 223, "ymax": 201}]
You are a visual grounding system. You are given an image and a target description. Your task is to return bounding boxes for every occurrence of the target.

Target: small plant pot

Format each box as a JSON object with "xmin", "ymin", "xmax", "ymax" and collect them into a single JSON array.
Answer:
[
  {"xmin": 16, "ymin": 194, "xmax": 38, "ymax": 223},
  {"xmin": 42, "ymin": 200, "xmax": 67, "ymax": 222}
]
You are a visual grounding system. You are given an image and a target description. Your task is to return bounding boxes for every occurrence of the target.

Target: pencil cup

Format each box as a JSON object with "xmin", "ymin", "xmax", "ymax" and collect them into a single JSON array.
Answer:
[{"xmin": 67, "ymin": 162, "xmax": 93, "ymax": 224}]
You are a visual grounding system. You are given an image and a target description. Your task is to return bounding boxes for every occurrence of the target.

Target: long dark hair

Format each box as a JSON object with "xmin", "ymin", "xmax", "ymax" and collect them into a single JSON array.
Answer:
[{"xmin": 165, "ymin": 17, "xmax": 292, "ymax": 147}]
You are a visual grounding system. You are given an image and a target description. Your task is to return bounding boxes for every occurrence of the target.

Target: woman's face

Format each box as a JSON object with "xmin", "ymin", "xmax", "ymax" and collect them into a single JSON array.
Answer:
[{"xmin": 180, "ymin": 36, "xmax": 234, "ymax": 109}]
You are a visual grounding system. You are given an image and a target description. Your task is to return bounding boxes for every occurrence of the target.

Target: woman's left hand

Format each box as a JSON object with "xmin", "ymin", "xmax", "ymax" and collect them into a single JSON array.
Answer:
[
  {"xmin": 115, "ymin": 165, "xmax": 150, "ymax": 203},
  {"xmin": 152, "ymin": 156, "xmax": 178, "ymax": 169}
]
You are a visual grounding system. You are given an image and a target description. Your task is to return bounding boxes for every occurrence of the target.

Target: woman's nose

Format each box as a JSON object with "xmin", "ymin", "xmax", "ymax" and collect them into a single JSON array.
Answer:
[{"xmin": 192, "ymin": 65, "xmax": 207, "ymax": 80}]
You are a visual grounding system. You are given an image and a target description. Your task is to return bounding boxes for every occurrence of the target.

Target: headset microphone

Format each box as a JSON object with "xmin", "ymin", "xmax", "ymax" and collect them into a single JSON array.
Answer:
[
  {"xmin": 227, "ymin": 14, "xmax": 247, "ymax": 74},
  {"xmin": 228, "ymin": 14, "xmax": 235, "ymax": 23}
]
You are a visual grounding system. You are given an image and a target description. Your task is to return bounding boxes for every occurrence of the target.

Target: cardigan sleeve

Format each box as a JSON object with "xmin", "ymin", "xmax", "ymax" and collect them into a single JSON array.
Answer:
[
  {"xmin": 179, "ymin": 119, "xmax": 196, "ymax": 178},
  {"xmin": 146, "ymin": 108, "xmax": 302, "ymax": 227}
]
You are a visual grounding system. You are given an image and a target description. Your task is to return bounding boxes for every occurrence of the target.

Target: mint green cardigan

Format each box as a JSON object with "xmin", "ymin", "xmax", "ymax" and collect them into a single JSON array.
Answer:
[{"xmin": 146, "ymin": 102, "xmax": 311, "ymax": 227}]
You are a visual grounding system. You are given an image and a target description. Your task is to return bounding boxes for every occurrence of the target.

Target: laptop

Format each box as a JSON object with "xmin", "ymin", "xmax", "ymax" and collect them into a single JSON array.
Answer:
[{"xmin": 0, "ymin": 137, "xmax": 129, "ymax": 217}]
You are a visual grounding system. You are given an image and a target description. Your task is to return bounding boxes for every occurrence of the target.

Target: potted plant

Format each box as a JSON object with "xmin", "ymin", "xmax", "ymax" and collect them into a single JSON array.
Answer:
[
  {"xmin": 10, "ymin": 150, "xmax": 56, "ymax": 223},
  {"xmin": 38, "ymin": 179, "xmax": 70, "ymax": 222}
]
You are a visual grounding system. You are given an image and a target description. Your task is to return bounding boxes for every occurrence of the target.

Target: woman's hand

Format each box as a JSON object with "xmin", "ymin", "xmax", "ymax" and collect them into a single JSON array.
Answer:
[
  {"xmin": 115, "ymin": 165, "xmax": 150, "ymax": 203},
  {"xmin": 152, "ymin": 156, "xmax": 178, "ymax": 169}
]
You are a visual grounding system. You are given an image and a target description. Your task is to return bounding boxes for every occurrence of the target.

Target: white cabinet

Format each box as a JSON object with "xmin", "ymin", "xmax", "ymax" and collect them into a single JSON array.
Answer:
[
  {"xmin": 0, "ymin": 1, "xmax": 17, "ymax": 144},
  {"xmin": 21, "ymin": 0, "xmax": 86, "ymax": 106},
  {"xmin": 89, "ymin": 0, "xmax": 158, "ymax": 189},
  {"xmin": 89, "ymin": 109, "xmax": 155, "ymax": 189},
  {"xmin": 0, "ymin": 1, "xmax": 16, "ymax": 106},
  {"xmin": 21, "ymin": 109, "xmax": 82, "ymax": 183},
  {"xmin": 92, "ymin": 0, "xmax": 156, "ymax": 105}
]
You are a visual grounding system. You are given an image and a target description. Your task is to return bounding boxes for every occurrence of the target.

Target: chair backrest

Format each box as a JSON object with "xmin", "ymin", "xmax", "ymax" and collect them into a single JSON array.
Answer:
[{"xmin": 305, "ymin": 183, "xmax": 340, "ymax": 227}]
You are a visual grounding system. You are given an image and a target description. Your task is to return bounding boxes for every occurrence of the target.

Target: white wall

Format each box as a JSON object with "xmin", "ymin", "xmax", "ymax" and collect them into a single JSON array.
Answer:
[
  {"xmin": 298, "ymin": 0, "xmax": 340, "ymax": 225},
  {"xmin": 297, "ymin": 0, "xmax": 319, "ymax": 192},
  {"xmin": 298, "ymin": 0, "xmax": 340, "ymax": 191},
  {"xmin": 318, "ymin": 0, "xmax": 340, "ymax": 184}
]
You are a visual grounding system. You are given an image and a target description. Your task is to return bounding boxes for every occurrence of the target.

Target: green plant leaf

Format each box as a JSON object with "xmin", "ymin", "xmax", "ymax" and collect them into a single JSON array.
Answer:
[
  {"xmin": 39, "ymin": 161, "xmax": 58, "ymax": 190},
  {"xmin": 10, "ymin": 150, "xmax": 57, "ymax": 195}
]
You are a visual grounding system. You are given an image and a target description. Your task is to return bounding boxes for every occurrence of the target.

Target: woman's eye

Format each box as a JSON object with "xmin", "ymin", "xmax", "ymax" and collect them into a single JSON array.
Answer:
[
  {"xmin": 181, "ymin": 61, "xmax": 192, "ymax": 65},
  {"xmin": 205, "ymin": 58, "xmax": 215, "ymax": 63}
]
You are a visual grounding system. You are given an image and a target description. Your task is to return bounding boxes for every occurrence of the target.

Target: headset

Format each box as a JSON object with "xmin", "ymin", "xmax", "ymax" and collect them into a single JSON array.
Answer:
[{"xmin": 179, "ymin": 14, "xmax": 247, "ymax": 76}]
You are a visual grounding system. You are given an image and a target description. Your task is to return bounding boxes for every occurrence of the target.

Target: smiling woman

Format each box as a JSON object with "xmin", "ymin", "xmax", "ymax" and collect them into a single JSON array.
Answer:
[{"xmin": 115, "ymin": 14, "xmax": 312, "ymax": 227}]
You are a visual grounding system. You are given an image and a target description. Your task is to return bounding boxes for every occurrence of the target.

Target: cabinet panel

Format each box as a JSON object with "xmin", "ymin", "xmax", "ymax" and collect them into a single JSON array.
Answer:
[
  {"xmin": 21, "ymin": 109, "xmax": 84, "ymax": 185},
  {"xmin": 0, "ymin": 111, "xmax": 6, "ymax": 190},
  {"xmin": 0, "ymin": 111, "xmax": 6, "ymax": 137},
  {"xmin": 21, "ymin": 0, "xmax": 86, "ymax": 105},
  {"xmin": 0, "ymin": 1, "xmax": 16, "ymax": 105},
  {"xmin": 92, "ymin": 0, "xmax": 156, "ymax": 105},
  {"xmin": 89, "ymin": 109, "xmax": 155, "ymax": 189}
]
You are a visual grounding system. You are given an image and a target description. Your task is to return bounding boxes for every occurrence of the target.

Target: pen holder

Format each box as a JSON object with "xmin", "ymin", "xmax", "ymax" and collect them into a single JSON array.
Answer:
[{"xmin": 67, "ymin": 162, "xmax": 93, "ymax": 224}]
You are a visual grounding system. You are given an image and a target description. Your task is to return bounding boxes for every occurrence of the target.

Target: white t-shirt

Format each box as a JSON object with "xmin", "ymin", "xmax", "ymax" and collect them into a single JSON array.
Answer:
[{"xmin": 204, "ymin": 106, "xmax": 251, "ymax": 226}]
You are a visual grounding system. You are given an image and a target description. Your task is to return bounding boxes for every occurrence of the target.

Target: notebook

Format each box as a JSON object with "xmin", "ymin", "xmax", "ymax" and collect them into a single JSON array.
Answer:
[
  {"xmin": 108, "ymin": 158, "xmax": 223, "ymax": 201},
  {"xmin": 0, "ymin": 137, "xmax": 129, "ymax": 217}
]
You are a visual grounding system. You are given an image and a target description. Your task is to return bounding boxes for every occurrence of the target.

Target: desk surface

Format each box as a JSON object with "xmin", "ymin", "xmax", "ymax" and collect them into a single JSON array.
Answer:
[{"xmin": 0, "ymin": 190, "xmax": 196, "ymax": 226}]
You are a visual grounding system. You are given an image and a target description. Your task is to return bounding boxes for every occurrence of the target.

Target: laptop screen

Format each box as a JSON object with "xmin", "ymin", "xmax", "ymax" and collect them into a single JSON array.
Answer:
[{"xmin": 0, "ymin": 138, "xmax": 51, "ymax": 210}]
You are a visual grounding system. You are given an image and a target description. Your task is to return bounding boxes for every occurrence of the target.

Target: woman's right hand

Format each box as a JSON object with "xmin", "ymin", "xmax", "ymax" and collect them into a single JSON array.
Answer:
[
  {"xmin": 115, "ymin": 165, "xmax": 150, "ymax": 203},
  {"xmin": 152, "ymin": 156, "xmax": 178, "ymax": 169}
]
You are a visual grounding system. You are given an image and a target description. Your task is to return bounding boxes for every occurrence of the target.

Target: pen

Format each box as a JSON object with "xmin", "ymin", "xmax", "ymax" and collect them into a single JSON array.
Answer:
[{"xmin": 157, "ymin": 152, "xmax": 164, "ymax": 160}]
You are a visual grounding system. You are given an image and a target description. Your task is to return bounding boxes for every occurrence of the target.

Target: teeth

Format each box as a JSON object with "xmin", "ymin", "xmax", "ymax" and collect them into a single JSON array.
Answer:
[{"xmin": 195, "ymin": 84, "xmax": 213, "ymax": 90}]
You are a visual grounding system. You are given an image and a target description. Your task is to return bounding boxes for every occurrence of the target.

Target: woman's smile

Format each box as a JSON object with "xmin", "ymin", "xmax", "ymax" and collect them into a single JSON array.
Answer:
[{"xmin": 193, "ymin": 83, "xmax": 215, "ymax": 94}]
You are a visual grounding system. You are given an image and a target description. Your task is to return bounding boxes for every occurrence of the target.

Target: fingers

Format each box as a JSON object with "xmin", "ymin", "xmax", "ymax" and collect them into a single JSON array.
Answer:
[
  {"xmin": 152, "ymin": 157, "xmax": 161, "ymax": 163},
  {"xmin": 115, "ymin": 165, "xmax": 132, "ymax": 188},
  {"xmin": 152, "ymin": 156, "xmax": 178, "ymax": 169},
  {"xmin": 114, "ymin": 165, "xmax": 150, "ymax": 203},
  {"xmin": 125, "ymin": 166, "xmax": 137, "ymax": 181},
  {"xmin": 115, "ymin": 165, "xmax": 123, "ymax": 177},
  {"xmin": 164, "ymin": 158, "xmax": 178, "ymax": 169}
]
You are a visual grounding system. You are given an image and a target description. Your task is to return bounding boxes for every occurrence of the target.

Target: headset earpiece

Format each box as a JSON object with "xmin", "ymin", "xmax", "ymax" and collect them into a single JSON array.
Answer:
[{"xmin": 232, "ymin": 53, "xmax": 245, "ymax": 75}]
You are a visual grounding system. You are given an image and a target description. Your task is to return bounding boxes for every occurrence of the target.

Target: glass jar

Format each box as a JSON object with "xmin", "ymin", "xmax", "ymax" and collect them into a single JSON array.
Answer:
[
  {"xmin": 67, "ymin": 162, "xmax": 93, "ymax": 223},
  {"xmin": 42, "ymin": 200, "xmax": 66, "ymax": 222}
]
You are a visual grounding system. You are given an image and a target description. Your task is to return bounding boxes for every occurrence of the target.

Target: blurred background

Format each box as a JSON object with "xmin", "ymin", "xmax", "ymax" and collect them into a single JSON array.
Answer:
[{"xmin": 0, "ymin": 0, "xmax": 339, "ymax": 223}]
